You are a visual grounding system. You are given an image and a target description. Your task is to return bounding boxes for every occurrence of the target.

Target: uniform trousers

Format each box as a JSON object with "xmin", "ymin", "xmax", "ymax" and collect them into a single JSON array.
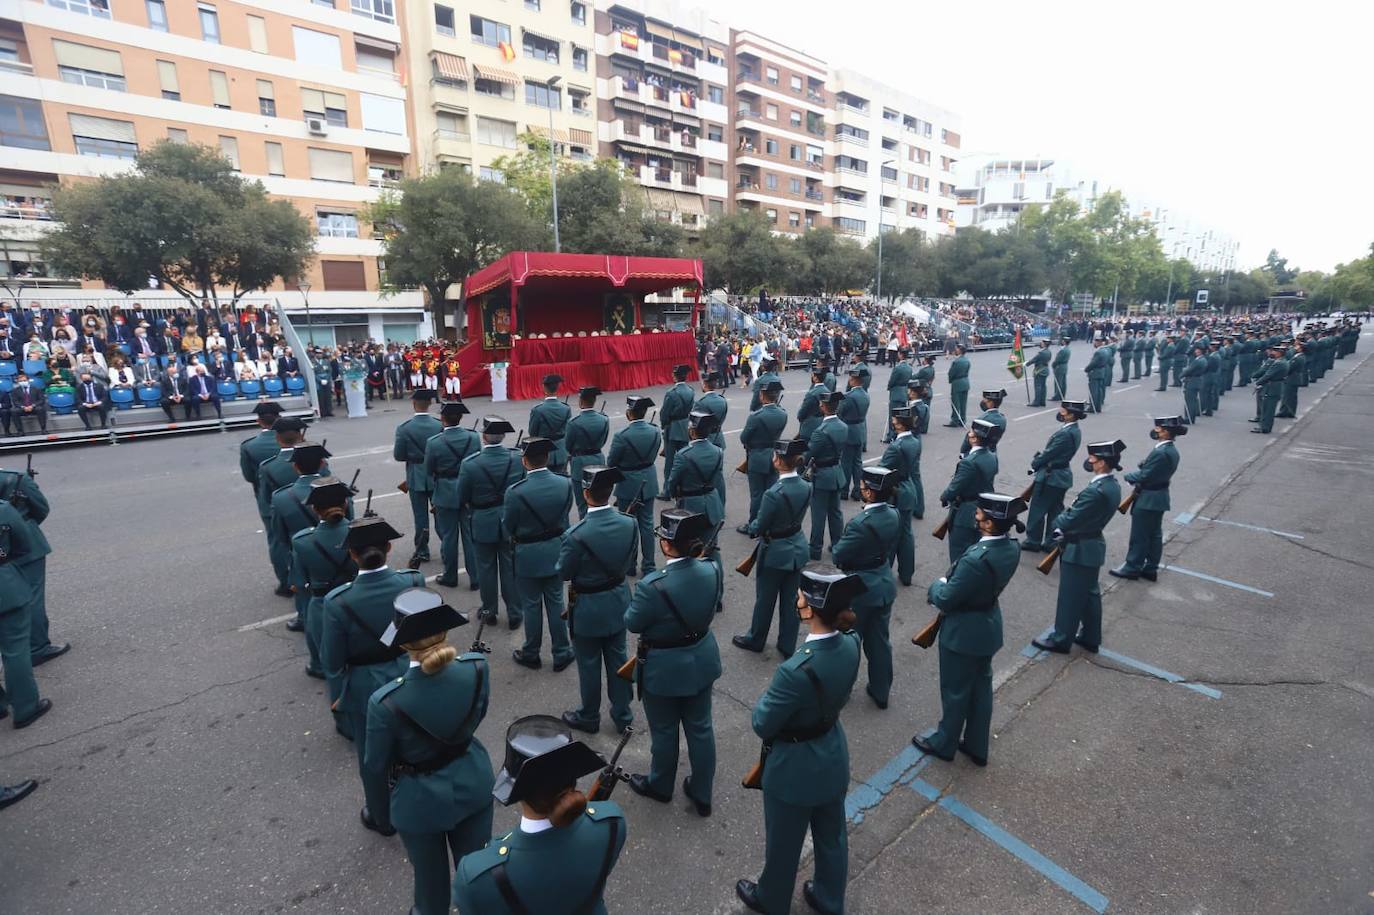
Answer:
[
  {"xmin": 518, "ymin": 573, "xmax": 573, "ymax": 664},
  {"xmin": 742, "ymin": 566, "xmax": 802, "ymax": 656},
  {"xmin": 926, "ymin": 645, "xmax": 993, "ymax": 760},
  {"xmin": 570, "ymin": 631, "xmax": 632, "ymax": 731},
  {"xmin": 1122, "ymin": 508, "xmax": 1164, "ymax": 574},
  {"xmin": 642, "ymin": 688, "xmax": 715, "ymax": 801},
  {"xmin": 1051, "ymin": 560, "xmax": 1103, "ymax": 649},
  {"xmin": 399, "ymin": 807, "xmax": 493, "ymax": 915},
  {"xmin": 758, "ymin": 794, "xmax": 847, "ymax": 915}
]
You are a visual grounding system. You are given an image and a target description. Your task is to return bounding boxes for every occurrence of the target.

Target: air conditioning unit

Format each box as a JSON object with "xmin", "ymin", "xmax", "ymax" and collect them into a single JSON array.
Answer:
[{"xmin": 306, "ymin": 117, "xmax": 327, "ymax": 136}]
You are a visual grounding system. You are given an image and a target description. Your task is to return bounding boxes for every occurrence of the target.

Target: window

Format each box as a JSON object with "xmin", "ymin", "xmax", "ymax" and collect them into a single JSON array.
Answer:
[
  {"xmin": 435, "ymin": 4, "xmax": 455, "ymax": 36},
  {"xmin": 834, "ymin": 155, "xmax": 867, "ymax": 173},
  {"xmin": 470, "ymin": 16, "xmax": 511, "ymax": 48},
  {"xmin": 435, "ymin": 110, "xmax": 467, "ymax": 138},
  {"xmin": 265, "ymin": 141, "xmax": 285, "ymax": 176},
  {"xmin": 764, "ymin": 208, "xmax": 777, "ymax": 222},
  {"xmin": 293, "ymin": 27, "xmax": 342, "ymax": 69},
  {"xmin": 167, "ymin": 127, "xmax": 188, "ymax": 144},
  {"xmin": 360, "ymin": 93, "xmax": 405, "ymax": 134},
  {"xmin": 789, "ymin": 75, "xmax": 803, "ymax": 93},
  {"xmin": 524, "ymin": 0, "xmax": 539, "ymax": 9},
  {"xmin": 707, "ymin": 198, "xmax": 724, "ymax": 216},
  {"xmin": 789, "ymin": 178, "xmax": 801, "ymax": 194},
  {"xmin": 198, "ymin": 4, "xmax": 220, "ymax": 44},
  {"xmin": 765, "ymin": 103, "xmax": 778, "ymax": 120},
  {"xmin": 53, "ymin": 41, "xmax": 125, "ymax": 91},
  {"xmin": 570, "ymin": 1, "xmax": 585, "ymax": 25},
  {"xmin": 569, "ymin": 90, "xmax": 589, "ymax": 114},
  {"xmin": 525, "ymin": 80, "xmax": 560, "ymax": 110},
  {"xmin": 835, "ymin": 124, "xmax": 869, "ymax": 141},
  {"xmin": 789, "ymin": 144, "xmax": 801, "ymax": 161},
  {"xmin": 478, "ymin": 166, "xmax": 505, "ymax": 184},
  {"xmin": 317, "ymin": 209, "xmax": 359, "ymax": 237},
  {"xmin": 523, "ymin": 33, "xmax": 559, "ymax": 63},
  {"xmin": 356, "ymin": 44, "xmax": 396, "ymax": 73},
  {"xmin": 837, "ymin": 217, "xmax": 865, "ymax": 234},
  {"xmin": 58, "ymin": 65, "xmax": 125, "ymax": 91},
  {"xmin": 312, "ymin": 0, "xmax": 334, "ymax": 6},
  {"xmin": 0, "ymin": 95, "xmax": 51, "ymax": 150},
  {"xmin": 572, "ymin": 46, "xmax": 588, "ymax": 72},
  {"xmin": 708, "ymin": 86, "xmax": 724, "ymax": 104},
  {"xmin": 789, "ymin": 110, "xmax": 802, "ymax": 128},
  {"xmin": 320, "ymin": 260, "xmax": 366, "ymax": 291},
  {"xmin": 46, "ymin": 0, "xmax": 110, "ymax": 19},
  {"xmin": 881, "ymin": 165, "xmax": 898, "ymax": 182},
  {"xmin": 257, "ymin": 80, "xmax": 276, "ymax": 117},
  {"xmin": 156, "ymin": 60, "xmax": 179, "ymax": 100},
  {"xmin": 765, "ymin": 66, "xmax": 778, "ymax": 85},
  {"xmin": 474, "ymin": 77, "xmax": 513, "ymax": 99},
  {"xmin": 146, "ymin": 0, "xmax": 168, "ymax": 31},
  {"xmin": 247, "ymin": 16, "xmax": 268, "ymax": 53},
  {"xmin": 70, "ymin": 113, "xmax": 137, "ymax": 159},
  {"xmin": 351, "ymin": 0, "xmax": 395, "ymax": 25},
  {"xmin": 788, "ymin": 211, "xmax": 800, "ymax": 227},
  {"xmin": 475, "ymin": 116, "xmax": 516, "ymax": 148},
  {"xmin": 308, "ymin": 147, "xmax": 354, "ymax": 182},
  {"xmin": 708, "ymin": 125, "xmax": 723, "ymax": 142},
  {"xmin": 208, "ymin": 70, "xmax": 230, "ymax": 109},
  {"xmin": 218, "ymin": 135, "xmax": 239, "ymax": 170},
  {"xmin": 707, "ymin": 162, "xmax": 724, "ymax": 179},
  {"xmin": 302, "ymin": 89, "xmax": 348, "ymax": 126},
  {"xmin": 764, "ymin": 138, "xmax": 778, "ymax": 155},
  {"xmin": 765, "ymin": 174, "xmax": 778, "ymax": 190}
]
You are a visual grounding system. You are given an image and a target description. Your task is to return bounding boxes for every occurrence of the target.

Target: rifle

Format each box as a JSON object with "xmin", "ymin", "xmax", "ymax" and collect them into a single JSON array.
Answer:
[
  {"xmin": 25, "ymin": 454, "xmax": 35, "ymax": 479},
  {"xmin": 735, "ymin": 456, "xmax": 750, "ymax": 474},
  {"xmin": 363, "ymin": 489, "xmax": 376, "ymax": 518},
  {"xmin": 911, "ymin": 614, "xmax": 942, "ymax": 649},
  {"xmin": 1019, "ymin": 476, "xmax": 1036, "ymax": 503},
  {"xmin": 347, "ymin": 468, "xmax": 360, "ymax": 495},
  {"xmin": 616, "ymin": 639, "xmax": 642, "ymax": 682},
  {"xmin": 468, "ymin": 616, "xmax": 492, "ymax": 654},
  {"xmin": 931, "ymin": 502, "xmax": 956, "ymax": 540},
  {"xmin": 586, "ymin": 726, "xmax": 635, "ymax": 802},
  {"xmin": 742, "ymin": 741, "xmax": 770, "ymax": 790},
  {"xmin": 1118, "ymin": 489, "xmax": 1139, "ymax": 514},
  {"xmin": 1037, "ymin": 545, "xmax": 1063, "ymax": 575},
  {"xmin": 736, "ymin": 540, "xmax": 760, "ymax": 577},
  {"xmin": 597, "ymin": 398, "xmax": 606, "ymax": 415},
  {"xmin": 514, "ymin": 428, "xmax": 524, "ymax": 448},
  {"xmin": 647, "ymin": 409, "xmax": 658, "ymax": 427},
  {"xmin": 623, "ymin": 480, "xmax": 647, "ymax": 517}
]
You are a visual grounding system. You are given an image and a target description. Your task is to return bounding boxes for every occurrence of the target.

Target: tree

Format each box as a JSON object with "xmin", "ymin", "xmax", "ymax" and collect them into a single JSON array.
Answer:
[
  {"xmin": 692, "ymin": 211, "xmax": 790, "ymax": 293},
  {"xmin": 797, "ymin": 227, "xmax": 873, "ymax": 295},
  {"xmin": 1261, "ymin": 248, "xmax": 1298, "ymax": 286},
  {"xmin": 366, "ymin": 167, "xmax": 547, "ymax": 311},
  {"xmin": 1326, "ymin": 246, "xmax": 1374, "ymax": 308},
  {"xmin": 872, "ymin": 228, "xmax": 937, "ymax": 299},
  {"xmin": 41, "ymin": 141, "xmax": 314, "ymax": 308}
]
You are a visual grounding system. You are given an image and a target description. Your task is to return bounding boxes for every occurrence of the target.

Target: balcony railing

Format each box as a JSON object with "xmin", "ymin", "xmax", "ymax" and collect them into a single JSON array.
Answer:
[
  {"xmin": 804, "ymin": 189, "xmax": 824, "ymax": 201},
  {"xmin": 1, "ymin": 201, "xmax": 55, "ymax": 220}
]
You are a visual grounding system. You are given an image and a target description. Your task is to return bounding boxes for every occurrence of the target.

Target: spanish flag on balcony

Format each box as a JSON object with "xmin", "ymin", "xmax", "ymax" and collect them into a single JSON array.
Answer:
[
  {"xmin": 498, "ymin": 40, "xmax": 516, "ymax": 62},
  {"xmin": 668, "ymin": 48, "xmax": 682, "ymax": 64},
  {"xmin": 619, "ymin": 30, "xmax": 639, "ymax": 50}
]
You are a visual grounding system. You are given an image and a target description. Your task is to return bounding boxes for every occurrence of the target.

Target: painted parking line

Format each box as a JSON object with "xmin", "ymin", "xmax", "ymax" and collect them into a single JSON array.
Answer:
[
  {"xmin": 236, "ymin": 570, "xmax": 465, "ymax": 631},
  {"xmin": 908, "ymin": 778, "xmax": 1111, "ymax": 913},
  {"xmin": 1096, "ymin": 648, "xmax": 1222, "ymax": 699},
  {"xmin": 1161, "ymin": 565, "xmax": 1274, "ymax": 598},
  {"xmin": 1173, "ymin": 514, "xmax": 1304, "ymax": 540},
  {"xmin": 844, "ymin": 745, "xmax": 932, "ymax": 825},
  {"xmin": 1013, "ymin": 407, "xmax": 1059, "ymax": 422}
]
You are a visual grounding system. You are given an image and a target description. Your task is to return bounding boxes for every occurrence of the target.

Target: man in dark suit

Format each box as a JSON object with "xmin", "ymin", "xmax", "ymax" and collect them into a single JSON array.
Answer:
[
  {"xmin": 277, "ymin": 347, "xmax": 301, "ymax": 380},
  {"xmin": 5, "ymin": 371, "xmax": 47, "ymax": 434},
  {"xmin": 160, "ymin": 366, "xmax": 192, "ymax": 421},
  {"xmin": 186, "ymin": 365, "xmax": 221, "ymax": 419},
  {"xmin": 222, "ymin": 325, "xmax": 245, "ymax": 354},
  {"xmin": 75, "ymin": 370, "xmax": 109, "ymax": 430},
  {"xmin": 364, "ymin": 346, "xmax": 386, "ymax": 401}
]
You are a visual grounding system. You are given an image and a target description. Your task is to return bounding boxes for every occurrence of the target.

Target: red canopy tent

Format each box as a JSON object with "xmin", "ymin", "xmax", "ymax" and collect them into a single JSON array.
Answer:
[{"xmin": 454, "ymin": 252, "xmax": 703, "ymax": 400}]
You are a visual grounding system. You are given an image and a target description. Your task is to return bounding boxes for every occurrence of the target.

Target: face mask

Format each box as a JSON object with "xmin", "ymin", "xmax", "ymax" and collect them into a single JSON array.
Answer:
[
  {"xmin": 1056, "ymin": 413, "xmax": 1068, "ymax": 423},
  {"xmin": 1082, "ymin": 458, "xmax": 1096, "ymax": 473},
  {"xmin": 1149, "ymin": 429, "xmax": 1160, "ymax": 441}
]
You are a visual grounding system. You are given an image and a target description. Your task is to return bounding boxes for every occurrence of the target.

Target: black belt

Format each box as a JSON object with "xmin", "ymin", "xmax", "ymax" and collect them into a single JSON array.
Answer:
[
  {"xmin": 776, "ymin": 720, "xmax": 836, "ymax": 743},
  {"xmin": 311, "ymin": 586, "xmax": 333, "ymax": 597},
  {"xmin": 570, "ymin": 450, "xmax": 602, "ymax": 457},
  {"xmin": 512, "ymin": 529, "xmax": 563, "ymax": 544},
  {"xmin": 471, "ymin": 498, "xmax": 502, "ymax": 510},
  {"xmin": 845, "ymin": 558, "xmax": 886, "ymax": 571},
  {"xmin": 574, "ymin": 577, "xmax": 625, "ymax": 594},
  {"xmin": 642, "ymin": 631, "xmax": 707, "ymax": 651},
  {"xmin": 390, "ymin": 740, "xmax": 472, "ymax": 778},
  {"xmin": 347, "ymin": 645, "xmax": 405, "ymax": 667},
  {"xmin": 1138, "ymin": 483, "xmax": 1169, "ymax": 491},
  {"xmin": 678, "ymin": 486, "xmax": 716, "ymax": 497},
  {"xmin": 764, "ymin": 524, "xmax": 802, "ymax": 541},
  {"xmin": 435, "ymin": 471, "xmax": 459, "ymax": 479},
  {"xmin": 621, "ymin": 463, "xmax": 652, "ymax": 472},
  {"xmin": 812, "ymin": 458, "xmax": 839, "ymax": 468}
]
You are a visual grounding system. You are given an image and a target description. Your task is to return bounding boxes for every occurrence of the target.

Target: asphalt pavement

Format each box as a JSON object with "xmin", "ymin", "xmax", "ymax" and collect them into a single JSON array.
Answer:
[{"xmin": 2, "ymin": 334, "xmax": 1371, "ymax": 915}]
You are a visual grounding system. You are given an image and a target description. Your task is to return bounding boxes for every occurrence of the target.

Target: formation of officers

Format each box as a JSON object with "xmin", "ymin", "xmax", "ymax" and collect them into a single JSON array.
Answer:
[{"xmin": 228, "ymin": 317, "xmax": 1359, "ymax": 915}]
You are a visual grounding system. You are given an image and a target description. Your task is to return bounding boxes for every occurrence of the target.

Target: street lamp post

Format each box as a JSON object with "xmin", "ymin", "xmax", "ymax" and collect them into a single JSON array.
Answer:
[
  {"xmin": 297, "ymin": 282, "xmax": 313, "ymax": 346},
  {"xmin": 876, "ymin": 158, "xmax": 895, "ymax": 303},
  {"xmin": 547, "ymin": 76, "xmax": 562, "ymax": 253}
]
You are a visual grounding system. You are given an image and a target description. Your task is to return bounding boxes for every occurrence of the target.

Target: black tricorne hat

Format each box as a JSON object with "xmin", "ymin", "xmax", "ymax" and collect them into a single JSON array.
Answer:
[
  {"xmin": 1086, "ymin": 439, "xmax": 1127, "ymax": 470},
  {"xmin": 252, "ymin": 401, "xmax": 284, "ymax": 417},
  {"xmin": 762, "ymin": 380, "xmax": 784, "ymax": 394},
  {"xmin": 982, "ymin": 389, "xmax": 1007, "ymax": 401},
  {"xmin": 1060, "ymin": 400, "xmax": 1088, "ymax": 418},
  {"xmin": 799, "ymin": 562, "xmax": 867, "ymax": 612},
  {"xmin": 519, "ymin": 437, "xmax": 556, "ymax": 461},
  {"xmin": 774, "ymin": 437, "xmax": 807, "ymax": 458},
  {"xmin": 688, "ymin": 409, "xmax": 720, "ymax": 434},
  {"xmin": 820, "ymin": 391, "xmax": 844, "ymax": 408},
  {"xmin": 626, "ymin": 395, "xmax": 655, "ymax": 411},
  {"xmin": 890, "ymin": 406, "xmax": 912, "ymax": 421},
  {"xmin": 580, "ymin": 464, "xmax": 623, "ymax": 491},
  {"xmin": 654, "ymin": 508, "xmax": 712, "ymax": 546},
  {"xmin": 291, "ymin": 442, "xmax": 331, "ymax": 467},
  {"xmin": 440, "ymin": 399, "xmax": 470, "ymax": 420},
  {"xmin": 344, "ymin": 514, "xmax": 404, "ymax": 549},
  {"xmin": 861, "ymin": 466, "xmax": 897, "ymax": 495},
  {"xmin": 1154, "ymin": 415, "xmax": 1188, "ymax": 435},
  {"xmin": 492, "ymin": 715, "xmax": 606, "ymax": 807},
  {"xmin": 672, "ymin": 364, "xmax": 690, "ymax": 378},
  {"xmin": 273, "ymin": 416, "xmax": 307, "ymax": 434},
  {"xmin": 380, "ymin": 587, "xmax": 467, "ymax": 648},
  {"xmin": 411, "ymin": 388, "xmax": 437, "ymax": 402},
  {"xmin": 970, "ymin": 418, "xmax": 998, "ymax": 440},
  {"xmin": 305, "ymin": 475, "xmax": 351, "ymax": 508},
  {"xmin": 578, "ymin": 385, "xmax": 601, "ymax": 399},
  {"xmin": 976, "ymin": 492, "xmax": 1027, "ymax": 521},
  {"xmin": 481, "ymin": 416, "xmax": 515, "ymax": 435}
]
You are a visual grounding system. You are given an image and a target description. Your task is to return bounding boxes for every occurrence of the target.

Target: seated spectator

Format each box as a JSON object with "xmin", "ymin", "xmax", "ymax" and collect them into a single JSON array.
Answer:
[
  {"xmin": 45, "ymin": 356, "xmax": 74, "ymax": 392},
  {"xmin": 277, "ymin": 346, "xmax": 301, "ymax": 380},
  {"xmin": 104, "ymin": 312, "xmax": 133, "ymax": 351},
  {"xmin": 235, "ymin": 356, "xmax": 257, "ymax": 382},
  {"xmin": 181, "ymin": 328, "xmax": 205, "ymax": 354},
  {"xmin": 4, "ymin": 370, "xmax": 47, "ymax": 434},
  {"xmin": 108, "ymin": 354, "xmax": 138, "ymax": 388},
  {"xmin": 131, "ymin": 323, "xmax": 157, "ymax": 362},
  {"xmin": 186, "ymin": 364, "xmax": 221, "ymax": 419},
  {"xmin": 204, "ymin": 327, "xmax": 225, "ymax": 352},
  {"xmin": 75, "ymin": 350, "xmax": 108, "ymax": 383},
  {"xmin": 160, "ymin": 365, "xmax": 191, "ymax": 421},
  {"xmin": 75, "ymin": 369, "xmax": 109, "ymax": 430},
  {"xmin": 208, "ymin": 348, "xmax": 235, "ymax": 380},
  {"xmin": 25, "ymin": 334, "xmax": 48, "ymax": 361}
]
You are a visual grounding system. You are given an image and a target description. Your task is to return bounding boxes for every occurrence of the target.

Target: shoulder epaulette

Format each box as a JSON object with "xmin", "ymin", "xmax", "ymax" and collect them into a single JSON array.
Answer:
[
  {"xmin": 583, "ymin": 800, "xmax": 624, "ymax": 823},
  {"xmin": 372, "ymin": 677, "xmax": 405, "ymax": 703},
  {"xmin": 457, "ymin": 836, "xmax": 512, "ymax": 881},
  {"xmin": 324, "ymin": 581, "xmax": 353, "ymax": 602}
]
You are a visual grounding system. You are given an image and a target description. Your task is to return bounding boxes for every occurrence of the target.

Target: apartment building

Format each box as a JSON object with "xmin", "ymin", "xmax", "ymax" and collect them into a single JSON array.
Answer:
[
  {"xmin": 728, "ymin": 29, "xmax": 828, "ymax": 234},
  {"xmin": 827, "ymin": 67, "xmax": 960, "ymax": 241},
  {"xmin": 592, "ymin": 0, "xmax": 729, "ymax": 232},
  {"xmin": 0, "ymin": 0, "xmax": 427, "ymax": 341},
  {"xmin": 405, "ymin": 0, "xmax": 598, "ymax": 182}
]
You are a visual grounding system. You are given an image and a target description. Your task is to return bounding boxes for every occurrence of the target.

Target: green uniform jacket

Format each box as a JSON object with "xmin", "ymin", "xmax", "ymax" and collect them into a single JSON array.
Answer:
[
  {"xmin": 805, "ymin": 418, "xmax": 847, "ymax": 492},
  {"xmin": 271, "ymin": 473, "xmax": 327, "ymax": 587},
  {"xmin": 1050, "ymin": 475, "xmax": 1121, "ymax": 568},
  {"xmin": 839, "ymin": 387, "xmax": 869, "ymax": 447},
  {"xmin": 832, "ymin": 503, "xmax": 899, "ymax": 611},
  {"xmin": 239, "ymin": 429, "xmax": 279, "ymax": 488},
  {"xmin": 1084, "ymin": 348, "xmax": 1109, "ymax": 380},
  {"xmin": 797, "ymin": 382, "xmax": 826, "ymax": 440},
  {"xmin": 695, "ymin": 390, "xmax": 728, "ymax": 449},
  {"xmin": 529, "ymin": 398, "xmax": 573, "ymax": 467},
  {"xmin": 607, "ymin": 420, "xmax": 662, "ymax": 502},
  {"xmin": 457, "ymin": 445, "xmax": 525, "ymax": 543},
  {"xmin": 665, "ymin": 439, "xmax": 725, "ymax": 524},
  {"xmin": 914, "ymin": 363, "xmax": 936, "ymax": 391},
  {"xmin": 748, "ymin": 474, "xmax": 812, "ymax": 569},
  {"xmin": 256, "ymin": 449, "xmax": 299, "ymax": 520},
  {"xmin": 752, "ymin": 631, "xmax": 861, "ymax": 805},
  {"xmin": 565, "ymin": 409, "xmax": 610, "ymax": 479},
  {"xmin": 878, "ymin": 433, "xmax": 923, "ymax": 517},
  {"xmin": 1052, "ymin": 347, "xmax": 1071, "ymax": 371},
  {"xmin": 624, "ymin": 557, "xmax": 722, "ymax": 696},
  {"xmin": 852, "ymin": 360, "xmax": 872, "ymax": 391},
  {"xmin": 660, "ymin": 382, "xmax": 695, "ymax": 445},
  {"xmin": 0, "ymin": 501, "xmax": 36, "ymax": 612},
  {"xmin": 886, "ymin": 361, "xmax": 912, "ymax": 406},
  {"xmin": 321, "ymin": 567, "xmax": 425, "ymax": 708},
  {"xmin": 453, "ymin": 803, "xmax": 626, "ymax": 915},
  {"xmin": 750, "ymin": 370, "xmax": 781, "ymax": 412},
  {"xmin": 940, "ymin": 447, "xmax": 998, "ymax": 530},
  {"xmin": 946, "ymin": 355, "xmax": 970, "ymax": 393},
  {"xmin": 1285, "ymin": 353, "xmax": 1307, "ymax": 389},
  {"xmin": 1119, "ymin": 337, "xmax": 1135, "ymax": 361},
  {"xmin": 426, "ymin": 426, "xmax": 482, "ymax": 510},
  {"xmin": 928, "ymin": 535, "xmax": 1019, "ymax": 656},
  {"xmin": 742, "ymin": 403, "xmax": 789, "ymax": 474},
  {"xmin": 502, "ymin": 468, "xmax": 572, "ymax": 576},
  {"xmin": 1029, "ymin": 348, "xmax": 1051, "ymax": 377},
  {"xmin": 395, "ymin": 413, "xmax": 443, "ymax": 493},
  {"xmin": 962, "ymin": 407, "xmax": 1005, "ymax": 453},
  {"xmin": 1157, "ymin": 340, "xmax": 1173, "ymax": 365},
  {"xmin": 912, "ymin": 400, "xmax": 931, "ymax": 436},
  {"xmin": 1255, "ymin": 358, "xmax": 1287, "ymax": 398},
  {"xmin": 1124, "ymin": 442, "xmax": 1178, "ymax": 513},
  {"xmin": 0, "ymin": 469, "xmax": 49, "ymax": 562},
  {"xmin": 1182, "ymin": 355, "xmax": 1208, "ymax": 388},
  {"xmin": 291, "ymin": 517, "xmax": 355, "ymax": 595},
  {"xmin": 1031, "ymin": 422, "xmax": 1080, "ymax": 490},
  {"xmin": 558, "ymin": 506, "xmax": 637, "ymax": 638},
  {"xmin": 362, "ymin": 655, "xmax": 495, "ymax": 833}
]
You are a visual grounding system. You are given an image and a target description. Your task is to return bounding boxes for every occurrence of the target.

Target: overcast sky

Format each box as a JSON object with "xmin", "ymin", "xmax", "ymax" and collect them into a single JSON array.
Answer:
[{"xmin": 697, "ymin": 0, "xmax": 1372, "ymax": 272}]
